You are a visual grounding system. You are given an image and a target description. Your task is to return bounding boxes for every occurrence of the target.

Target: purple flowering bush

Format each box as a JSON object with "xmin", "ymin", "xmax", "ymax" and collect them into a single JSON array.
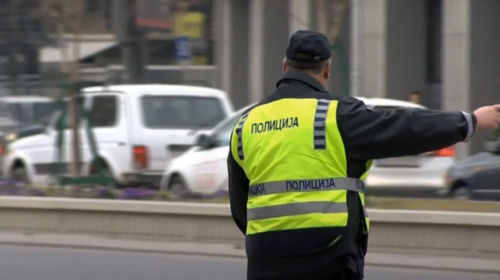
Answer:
[
  {"xmin": 0, "ymin": 180, "xmax": 48, "ymax": 196},
  {"xmin": 0, "ymin": 179, "xmax": 229, "ymax": 202},
  {"xmin": 92, "ymin": 186, "xmax": 118, "ymax": 199},
  {"xmin": 119, "ymin": 187, "xmax": 156, "ymax": 200},
  {"xmin": 25, "ymin": 188, "xmax": 46, "ymax": 197},
  {"xmin": 0, "ymin": 180, "xmax": 25, "ymax": 196},
  {"xmin": 213, "ymin": 188, "xmax": 228, "ymax": 198}
]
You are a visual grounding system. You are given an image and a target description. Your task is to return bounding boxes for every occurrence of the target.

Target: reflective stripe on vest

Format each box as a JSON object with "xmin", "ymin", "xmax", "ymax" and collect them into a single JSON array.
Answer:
[
  {"xmin": 235, "ymin": 112, "xmax": 249, "ymax": 160},
  {"xmin": 248, "ymin": 178, "xmax": 365, "ymax": 196},
  {"xmin": 248, "ymin": 201, "xmax": 347, "ymax": 221},
  {"xmin": 247, "ymin": 178, "xmax": 367, "ymax": 221},
  {"xmin": 313, "ymin": 99, "xmax": 330, "ymax": 150}
]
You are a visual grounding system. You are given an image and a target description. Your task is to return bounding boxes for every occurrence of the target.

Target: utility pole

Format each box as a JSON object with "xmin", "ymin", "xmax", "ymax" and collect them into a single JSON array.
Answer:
[
  {"xmin": 112, "ymin": 0, "xmax": 146, "ymax": 83},
  {"xmin": 8, "ymin": 0, "xmax": 19, "ymax": 95},
  {"xmin": 350, "ymin": 0, "xmax": 363, "ymax": 97}
]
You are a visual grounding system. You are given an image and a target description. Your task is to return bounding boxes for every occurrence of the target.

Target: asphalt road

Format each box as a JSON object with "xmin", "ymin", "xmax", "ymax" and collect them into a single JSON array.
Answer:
[{"xmin": 0, "ymin": 245, "xmax": 497, "ymax": 280}]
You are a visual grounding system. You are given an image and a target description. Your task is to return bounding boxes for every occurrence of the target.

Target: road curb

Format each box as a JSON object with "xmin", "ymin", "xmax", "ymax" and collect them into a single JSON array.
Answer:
[
  {"xmin": 0, "ymin": 233, "xmax": 246, "ymax": 259},
  {"xmin": 0, "ymin": 233, "xmax": 498, "ymax": 275},
  {"xmin": 366, "ymin": 261, "xmax": 500, "ymax": 275},
  {"xmin": 0, "ymin": 240, "xmax": 247, "ymax": 259}
]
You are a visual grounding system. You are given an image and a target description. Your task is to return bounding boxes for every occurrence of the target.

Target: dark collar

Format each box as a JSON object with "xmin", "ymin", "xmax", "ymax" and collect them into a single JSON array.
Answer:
[{"xmin": 276, "ymin": 71, "xmax": 329, "ymax": 93}]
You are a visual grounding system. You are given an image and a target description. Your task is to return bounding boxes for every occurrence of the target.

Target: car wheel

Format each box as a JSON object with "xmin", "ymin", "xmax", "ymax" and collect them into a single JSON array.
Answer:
[
  {"xmin": 451, "ymin": 186, "xmax": 471, "ymax": 200},
  {"xmin": 11, "ymin": 166, "xmax": 29, "ymax": 185},
  {"xmin": 168, "ymin": 175, "xmax": 190, "ymax": 199}
]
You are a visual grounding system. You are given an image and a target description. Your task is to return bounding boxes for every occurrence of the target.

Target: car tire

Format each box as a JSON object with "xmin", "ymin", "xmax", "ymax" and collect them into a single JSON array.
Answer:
[
  {"xmin": 11, "ymin": 166, "xmax": 29, "ymax": 185},
  {"xmin": 451, "ymin": 185, "xmax": 471, "ymax": 200},
  {"xmin": 168, "ymin": 175, "xmax": 190, "ymax": 199}
]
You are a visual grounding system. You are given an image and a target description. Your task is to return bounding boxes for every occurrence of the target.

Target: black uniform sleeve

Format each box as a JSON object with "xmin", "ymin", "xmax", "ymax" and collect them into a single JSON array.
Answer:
[
  {"xmin": 336, "ymin": 96, "xmax": 477, "ymax": 160},
  {"xmin": 227, "ymin": 147, "xmax": 249, "ymax": 235}
]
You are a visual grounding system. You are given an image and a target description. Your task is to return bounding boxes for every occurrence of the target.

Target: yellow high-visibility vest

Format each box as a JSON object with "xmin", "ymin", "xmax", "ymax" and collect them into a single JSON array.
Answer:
[{"xmin": 230, "ymin": 98, "xmax": 370, "ymax": 237}]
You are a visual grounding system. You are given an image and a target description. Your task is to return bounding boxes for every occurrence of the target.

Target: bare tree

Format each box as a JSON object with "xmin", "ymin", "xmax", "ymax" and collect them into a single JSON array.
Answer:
[
  {"xmin": 314, "ymin": 0, "xmax": 348, "ymax": 45},
  {"xmin": 304, "ymin": 0, "xmax": 350, "ymax": 91},
  {"xmin": 40, "ymin": 0, "xmax": 84, "ymax": 180},
  {"xmin": 289, "ymin": 0, "xmax": 349, "ymax": 51}
]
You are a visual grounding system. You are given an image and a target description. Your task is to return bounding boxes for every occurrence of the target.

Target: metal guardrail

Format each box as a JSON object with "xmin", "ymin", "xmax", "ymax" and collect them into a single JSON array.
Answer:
[{"xmin": 0, "ymin": 197, "xmax": 499, "ymax": 259}]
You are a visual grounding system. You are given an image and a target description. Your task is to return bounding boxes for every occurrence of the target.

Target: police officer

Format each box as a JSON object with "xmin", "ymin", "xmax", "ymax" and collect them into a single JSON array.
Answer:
[{"xmin": 227, "ymin": 30, "xmax": 500, "ymax": 280}]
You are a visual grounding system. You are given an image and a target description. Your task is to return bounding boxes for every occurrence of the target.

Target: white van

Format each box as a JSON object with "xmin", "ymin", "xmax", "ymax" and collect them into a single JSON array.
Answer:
[{"xmin": 3, "ymin": 84, "xmax": 234, "ymax": 187}]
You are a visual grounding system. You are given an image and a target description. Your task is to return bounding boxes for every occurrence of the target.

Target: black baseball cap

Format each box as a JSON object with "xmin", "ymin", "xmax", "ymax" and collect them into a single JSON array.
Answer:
[{"xmin": 286, "ymin": 30, "xmax": 332, "ymax": 64}]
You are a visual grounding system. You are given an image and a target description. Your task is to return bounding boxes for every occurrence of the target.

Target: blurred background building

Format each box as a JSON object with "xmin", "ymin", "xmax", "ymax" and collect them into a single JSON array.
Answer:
[
  {"xmin": 0, "ymin": 0, "xmax": 498, "ymax": 157},
  {"xmin": 214, "ymin": 0, "xmax": 500, "ymax": 158},
  {"xmin": 0, "ymin": 0, "xmax": 216, "ymax": 97}
]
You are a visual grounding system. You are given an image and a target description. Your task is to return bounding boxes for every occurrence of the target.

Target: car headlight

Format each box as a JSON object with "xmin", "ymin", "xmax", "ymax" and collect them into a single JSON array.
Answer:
[{"xmin": 5, "ymin": 133, "xmax": 17, "ymax": 142}]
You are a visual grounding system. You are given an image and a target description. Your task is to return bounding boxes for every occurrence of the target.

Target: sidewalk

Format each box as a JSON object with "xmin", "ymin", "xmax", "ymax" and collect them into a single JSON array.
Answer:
[{"xmin": 0, "ymin": 232, "xmax": 498, "ymax": 274}]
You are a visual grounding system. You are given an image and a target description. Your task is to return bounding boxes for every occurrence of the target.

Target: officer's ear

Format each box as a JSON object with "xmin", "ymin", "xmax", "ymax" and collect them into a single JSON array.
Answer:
[
  {"xmin": 282, "ymin": 58, "xmax": 287, "ymax": 73},
  {"xmin": 323, "ymin": 61, "xmax": 331, "ymax": 79}
]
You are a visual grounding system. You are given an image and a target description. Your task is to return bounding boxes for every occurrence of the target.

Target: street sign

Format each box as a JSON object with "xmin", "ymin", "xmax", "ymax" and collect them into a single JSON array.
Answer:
[{"xmin": 175, "ymin": 36, "xmax": 191, "ymax": 62}]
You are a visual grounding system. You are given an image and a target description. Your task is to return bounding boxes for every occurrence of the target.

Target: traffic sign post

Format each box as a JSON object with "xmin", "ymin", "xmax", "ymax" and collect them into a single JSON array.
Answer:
[
  {"xmin": 175, "ymin": 36, "xmax": 191, "ymax": 83},
  {"xmin": 175, "ymin": 36, "xmax": 191, "ymax": 65}
]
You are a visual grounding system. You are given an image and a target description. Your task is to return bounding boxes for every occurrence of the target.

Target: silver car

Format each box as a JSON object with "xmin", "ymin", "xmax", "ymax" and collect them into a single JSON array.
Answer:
[
  {"xmin": 358, "ymin": 97, "xmax": 456, "ymax": 198},
  {"xmin": 442, "ymin": 138, "xmax": 500, "ymax": 201}
]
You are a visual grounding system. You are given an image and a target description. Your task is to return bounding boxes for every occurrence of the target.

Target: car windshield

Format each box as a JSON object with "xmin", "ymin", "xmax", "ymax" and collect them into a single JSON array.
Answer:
[
  {"xmin": 0, "ymin": 101, "xmax": 57, "ymax": 125},
  {"xmin": 39, "ymin": 109, "xmax": 58, "ymax": 126},
  {"xmin": 212, "ymin": 112, "xmax": 243, "ymax": 147},
  {"xmin": 141, "ymin": 95, "xmax": 226, "ymax": 129}
]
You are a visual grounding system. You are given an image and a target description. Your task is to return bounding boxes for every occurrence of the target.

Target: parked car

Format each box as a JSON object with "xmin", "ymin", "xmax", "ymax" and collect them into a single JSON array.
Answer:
[
  {"xmin": 0, "ymin": 96, "xmax": 57, "ymax": 176},
  {"xmin": 0, "ymin": 96, "xmax": 56, "ymax": 137},
  {"xmin": 356, "ymin": 98, "xmax": 456, "ymax": 198},
  {"xmin": 442, "ymin": 138, "xmax": 500, "ymax": 201},
  {"xmin": 0, "ymin": 120, "xmax": 51, "ymax": 176},
  {"xmin": 1, "ymin": 107, "xmax": 57, "ymax": 144},
  {"xmin": 0, "ymin": 117, "xmax": 20, "ymax": 140},
  {"xmin": 161, "ymin": 97, "xmax": 455, "ymax": 198},
  {"xmin": 3, "ymin": 84, "xmax": 234, "ymax": 187},
  {"xmin": 160, "ymin": 105, "xmax": 253, "ymax": 197}
]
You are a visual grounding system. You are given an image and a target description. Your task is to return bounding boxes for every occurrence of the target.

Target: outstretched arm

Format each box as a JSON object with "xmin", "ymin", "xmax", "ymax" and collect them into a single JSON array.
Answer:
[{"xmin": 336, "ymin": 96, "xmax": 476, "ymax": 160}]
